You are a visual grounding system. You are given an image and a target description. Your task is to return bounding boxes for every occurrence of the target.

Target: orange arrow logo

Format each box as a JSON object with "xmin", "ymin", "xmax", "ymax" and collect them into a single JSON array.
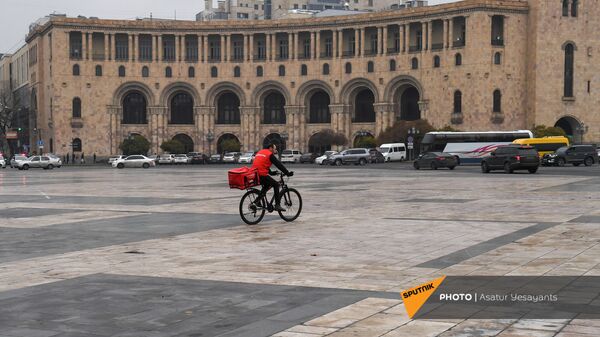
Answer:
[{"xmin": 401, "ymin": 276, "xmax": 446, "ymax": 319}]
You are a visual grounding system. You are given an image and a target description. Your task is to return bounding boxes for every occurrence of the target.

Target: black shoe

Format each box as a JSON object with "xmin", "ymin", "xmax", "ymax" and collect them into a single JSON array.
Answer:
[{"xmin": 274, "ymin": 204, "xmax": 286, "ymax": 212}]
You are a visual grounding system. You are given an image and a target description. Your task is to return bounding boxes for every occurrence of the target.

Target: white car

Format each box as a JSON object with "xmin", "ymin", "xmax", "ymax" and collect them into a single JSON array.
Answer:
[
  {"xmin": 112, "ymin": 155, "xmax": 156, "ymax": 169},
  {"xmin": 158, "ymin": 154, "xmax": 175, "ymax": 165},
  {"xmin": 44, "ymin": 154, "xmax": 62, "ymax": 168},
  {"xmin": 0, "ymin": 155, "xmax": 6, "ymax": 168},
  {"xmin": 315, "ymin": 151, "xmax": 338, "ymax": 165},
  {"xmin": 108, "ymin": 155, "xmax": 126, "ymax": 164},
  {"xmin": 281, "ymin": 149, "xmax": 302, "ymax": 163},
  {"xmin": 18, "ymin": 156, "xmax": 55, "ymax": 170},
  {"xmin": 238, "ymin": 152, "xmax": 255, "ymax": 164},
  {"xmin": 223, "ymin": 152, "xmax": 241, "ymax": 163},
  {"xmin": 173, "ymin": 154, "xmax": 190, "ymax": 164}
]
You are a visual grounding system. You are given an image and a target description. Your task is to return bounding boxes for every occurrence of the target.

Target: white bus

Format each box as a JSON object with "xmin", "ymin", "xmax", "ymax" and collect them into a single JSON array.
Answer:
[{"xmin": 420, "ymin": 130, "xmax": 534, "ymax": 164}]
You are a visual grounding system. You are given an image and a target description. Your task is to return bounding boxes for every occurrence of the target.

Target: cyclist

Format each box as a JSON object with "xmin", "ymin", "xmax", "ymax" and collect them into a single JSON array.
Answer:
[{"xmin": 252, "ymin": 142, "xmax": 294, "ymax": 212}]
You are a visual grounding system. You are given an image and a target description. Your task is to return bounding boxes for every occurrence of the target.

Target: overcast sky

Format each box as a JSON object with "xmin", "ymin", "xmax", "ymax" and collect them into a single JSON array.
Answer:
[{"xmin": 0, "ymin": 0, "xmax": 458, "ymax": 53}]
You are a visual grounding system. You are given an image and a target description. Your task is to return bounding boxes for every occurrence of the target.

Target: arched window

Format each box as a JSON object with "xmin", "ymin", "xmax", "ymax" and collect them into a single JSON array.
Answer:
[
  {"xmin": 211, "ymin": 66, "xmax": 218, "ymax": 78},
  {"xmin": 345, "ymin": 62, "xmax": 352, "ymax": 74},
  {"xmin": 165, "ymin": 66, "xmax": 172, "ymax": 78},
  {"xmin": 367, "ymin": 61, "xmax": 374, "ymax": 73},
  {"xmin": 322, "ymin": 63, "xmax": 329, "ymax": 75},
  {"xmin": 95, "ymin": 65, "xmax": 102, "ymax": 76},
  {"xmin": 433, "ymin": 55, "xmax": 441, "ymax": 68},
  {"xmin": 493, "ymin": 90, "xmax": 502, "ymax": 113},
  {"xmin": 142, "ymin": 66, "xmax": 149, "ymax": 77},
  {"xmin": 494, "ymin": 52, "xmax": 502, "ymax": 65},
  {"xmin": 72, "ymin": 97, "xmax": 82, "ymax": 118},
  {"xmin": 278, "ymin": 65, "xmax": 286, "ymax": 76},
  {"xmin": 122, "ymin": 92, "xmax": 147, "ymax": 124},
  {"xmin": 72, "ymin": 138, "xmax": 82, "ymax": 152},
  {"xmin": 564, "ymin": 43, "xmax": 574, "ymax": 97},
  {"xmin": 170, "ymin": 92, "xmax": 194, "ymax": 124},
  {"xmin": 309, "ymin": 91, "xmax": 331, "ymax": 123},
  {"xmin": 389, "ymin": 59, "xmax": 396, "ymax": 71},
  {"xmin": 234, "ymin": 66, "xmax": 241, "ymax": 77},
  {"xmin": 188, "ymin": 67, "xmax": 195, "ymax": 78},
  {"xmin": 411, "ymin": 57, "xmax": 418, "ymax": 69},
  {"xmin": 572, "ymin": 0, "xmax": 578, "ymax": 17},
  {"xmin": 562, "ymin": 0, "xmax": 569, "ymax": 16},
  {"xmin": 73, "ymin": 64, "xmax": 80, "ymax": 76},
  {"xmin": 118, "ymin": 65, "xmax": 126, "ymax": 77},
  {"xmin": 301, "ymin": 64, "xmax": 308, "ymax": 76},
  {"xmin": 263, "ymin": 92, "xmax": 286, "ymax": 124},
  {"xmin": 455, "ymin": 53, "xmax": 462, "ymax": 66},
  {"xmin": 354, "ymin": 89, "xmax": 375, "ymax": 123},
  {"xmin": 257, "ymin": 66, "xmax": 263, "ymax": 77},
  {"xmin": 453, "ymin": 91, "xmax": 462, "ymax": 113},
  {"xmin": 217, "ymin": 92, "xmax": 241, "ymax": 124}
]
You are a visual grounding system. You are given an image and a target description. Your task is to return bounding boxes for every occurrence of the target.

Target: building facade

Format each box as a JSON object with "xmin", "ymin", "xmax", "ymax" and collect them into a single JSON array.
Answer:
[{"xmin": 22, "ymin": 0, "xmax": 599, "ymax": 157}]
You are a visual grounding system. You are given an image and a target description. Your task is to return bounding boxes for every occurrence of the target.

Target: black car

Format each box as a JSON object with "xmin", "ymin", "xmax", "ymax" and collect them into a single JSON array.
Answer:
[
  {"xmin": 368, "ymin": 149, "xmax": 385, "ymax": 163},
  {"xmin": 187, "ymin": 152, "xmax": 208, "ymax": 164},
  {"xmin": 413, "ymin": 152, "xmax": 458, "ymax": 170},
  {"xmin": 299, "ymin": 153, "xmax": 319, "ymax": 163},
  {"xmin": 481, "ymin": 145, "xmax": 539, "ymax": 174},
  {"xmin": 542, "ymin": 145, "xmax": 598, "ymax": 167}
]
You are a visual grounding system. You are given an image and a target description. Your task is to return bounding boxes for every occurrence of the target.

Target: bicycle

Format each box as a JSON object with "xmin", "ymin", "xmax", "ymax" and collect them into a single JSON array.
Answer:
[{"xmin": 238, "ymin": 172, "xmax": 302, "ymax": 225}]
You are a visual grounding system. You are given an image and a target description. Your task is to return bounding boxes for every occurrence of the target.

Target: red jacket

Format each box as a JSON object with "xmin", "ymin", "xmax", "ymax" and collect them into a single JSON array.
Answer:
[{"xmin": 252, "ymin": 149, "xmax": 273, "ymax": 176}]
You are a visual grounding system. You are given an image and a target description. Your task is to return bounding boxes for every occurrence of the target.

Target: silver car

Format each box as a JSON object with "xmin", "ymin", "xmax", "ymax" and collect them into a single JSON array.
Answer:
[
  {"xmin": 0, "ymin": 155, "xmax": 6, "ymax": 169},
  {"xmin": 108, "ymin": 155, "xmax": 126, "ymax": 164},
  {"xmin": 112, "ymin": 155, "xmax": 156, "ymax": 169},
  {"xmin": 18, "ymin": 156, "xmax": 55, "ymax": 170},
  {"xmin": 44, "ymin": 154, "xmax": 62, "ymax": 168},
  {"xmin": 329, "ymin": 148, "xmax": 370, "ymax": 166},
  {"xmin": 158, "ymin": 154, "xmax": 175, "ymax": 165},
  {"xmin": 173, "ymin": 154, "xmax": 190, "ymax": 165},
  {"xmin": 11, "ymin": 155, "xmax": 28, "ymax": 168}
]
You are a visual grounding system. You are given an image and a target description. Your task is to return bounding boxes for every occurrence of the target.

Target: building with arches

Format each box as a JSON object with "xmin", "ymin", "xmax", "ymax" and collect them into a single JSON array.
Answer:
[{"xmin": 19, "ymin": 0, "xmax": 600, "ymax": 156}]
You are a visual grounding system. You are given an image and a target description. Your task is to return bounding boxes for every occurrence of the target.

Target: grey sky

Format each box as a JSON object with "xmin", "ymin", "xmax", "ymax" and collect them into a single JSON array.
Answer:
[{"xmin": 0, "ymin": 0, "xmax": 458, "ymax": 53}]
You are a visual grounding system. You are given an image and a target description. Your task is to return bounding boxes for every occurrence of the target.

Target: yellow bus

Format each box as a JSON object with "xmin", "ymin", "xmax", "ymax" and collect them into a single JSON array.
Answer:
[{"xmin": 512, "ymin": 136, "xmax": 570, "ymax": 157}]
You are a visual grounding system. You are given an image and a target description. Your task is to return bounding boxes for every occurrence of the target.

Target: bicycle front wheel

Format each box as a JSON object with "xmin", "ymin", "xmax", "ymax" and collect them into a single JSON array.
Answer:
[
  {"xmin": 239, "ymin": 189, "xmax": 266, "ymax": 225},
  {"xmin": 277, "ymin": 188, "xmax": 302, "ymax": 222}
]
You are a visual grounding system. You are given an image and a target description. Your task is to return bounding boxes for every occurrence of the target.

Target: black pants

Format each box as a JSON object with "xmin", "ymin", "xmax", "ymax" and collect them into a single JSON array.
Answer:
[{"xmin": 259, "ymin": 175, "xmax": 280, "ymax": 205}]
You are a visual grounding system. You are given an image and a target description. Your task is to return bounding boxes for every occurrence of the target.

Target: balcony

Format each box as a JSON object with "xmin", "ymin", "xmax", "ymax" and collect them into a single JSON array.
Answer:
[
  {"xmin": 409, "ymin": 45, "xmax": 422, "ymax": 53},
  {"xmin": 387, "ymin": 47, "xmax": 400, "ymax": 55},
  {"xmin": 364, "ymin": 49, "xmax": 377, "ymax": 56},
  {"xmin": 277, "ymin": 55, "xmax": 289, "ymax": 61},
  {"xmin": 431, "ymin": 43, "xmax": 444, "ymax": 51},
  {"xmin": 231, "ymin": 56, "xmax": 244, "ymax": 63},
  {"xmin": 450, "ymin": 113, "xmax": 463, "ymax": 125},
  {"xmin": 490, "ymin": 112, "xmax": 504, "ymax": 124},
  {"xmin": 208, "ymin": 57, "xmax": 221, "ymax": 63},
  {"xmin": 320, "ymin": 52, "xmax": 333, "ymax": 59},
  {"xmin": 298, "ymin": 55, "xmax": 311, "ymax": 60},
  {"xmin": 453, "ymin": 39, "xmax": 465, "ymax": 48},
  {"xmin": 253, "ymin": 55, "xmax": 266, "ymax": 61},
  {"xmin": 342, "ymin": 51, "xmax": 355, "ymax": 58},
  {"xmin": 492, "ymin": 38, "xmax": 504, "ymax": 46},
  {"xmin": 92, "ymin": 54, "xmax": 105, "ymax": 61}
]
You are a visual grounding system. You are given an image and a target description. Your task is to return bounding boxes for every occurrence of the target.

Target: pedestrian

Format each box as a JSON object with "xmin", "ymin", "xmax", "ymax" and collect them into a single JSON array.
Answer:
[
  {"xmin": 66, "ymin": 154, "xmax": 69, "ymax": 164},
  {"xmin": 93, "ymin": 153, "xmax": 96, "ymax": 163},
  {"xmin": 81, "ymin": 152, "xmax": 85, "ymax": 164},
  {"xmin": 72, "ymin": 153, "xmax": 75, "ymax": 163}
]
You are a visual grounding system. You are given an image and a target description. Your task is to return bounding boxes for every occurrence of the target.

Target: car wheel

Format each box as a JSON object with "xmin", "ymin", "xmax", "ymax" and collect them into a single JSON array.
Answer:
[
  {"xmin": 430, "ymin": 162, "xmax": 438, "ymax": 170},
  {"xmin": 481, "ymin": 162, "xmax": 490, "ymax": 173},
  {"xmin": 504, "ymin": 162, "xmax": 513, "ymax": 174},
  {"xmin": 584, "ymin": 157, "xmax": 594, "ymax": 166},
  {"xmin": 142, "ymin": 163, "xmax": 150, "ymax": 169},
  {"xmin": 22, "ymin": 164, "xmax": 29, "ymax": 170},
  {"xmin": 47, "ymin": 164, "xmax": 54, "ymax": 170},
  {"xmin": 558, "ymin": 158, "xmax": 566, "ymax": 167},
  {"xmin": 117, "ymin": 163, "xmax": 124, "ymax": 169},
  {"xmin": 413, "ymin": 162, "xmax": 420, "ymax": 170},
  {"xmin": 573, "ymin": 163, "xmax": 581, "ymax": 167},
  {"xmin": 335, "ymin": 159, "xmax": 342, "ymax": 166},
  {"xmin": 449, "ymin": 166, "xmax": 455, "ymax": 170},
  {"xmin": 528, "ymin": 167, "xmax": 538, "ymax": 174},
  {"xmin": 359, "ymin": 158, "xmax": 367, "ymax": 166}
]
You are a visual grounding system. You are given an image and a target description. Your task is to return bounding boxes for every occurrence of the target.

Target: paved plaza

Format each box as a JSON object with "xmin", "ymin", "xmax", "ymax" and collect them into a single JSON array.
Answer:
[{"xmin": 0, "ymin": 163, "xmax": 600, "ymax": 336}]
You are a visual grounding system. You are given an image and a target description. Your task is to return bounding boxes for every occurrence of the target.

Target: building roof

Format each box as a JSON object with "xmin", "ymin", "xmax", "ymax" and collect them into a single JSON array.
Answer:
[{"xmin": 314, "ymin": 9, "xmax": 369, "ymax": 17}]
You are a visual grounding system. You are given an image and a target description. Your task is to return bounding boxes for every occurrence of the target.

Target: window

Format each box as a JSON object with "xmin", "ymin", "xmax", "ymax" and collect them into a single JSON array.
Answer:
[
  {"xmin": 325, "ymin": 38, "xmax": 333, "ymax": 57},
  {"xmin": 263, "ymin": 92, "xmax": 286, "ymax": 124},
  {"xmin": 411, "ymin": 57, "xmax": 418, "ymax": 69},
  {"xmin": 279, "ymin": 65, "xmax": 285, "ymax": 76},
  {"xmin": 301, "ymin": 64, "xmax": 308, "ymax": 76},
  {"xmin": 95, "ymin": 65, "xmax": 102, "ymax": 76},
  {"xmin": 345, "ymin": 62, "xmax": 352, "ymax": 74},
  {"xmin": 72, "ymin": 64, "xmax": 80, "ymax": 76},
  {"xmin": 217, "ymin": 92, "xmax": 241, "ymax": 124},
  {"xmin": 69, "ymin": 32, "xmax": 82, "ymax": 59},
  {"xmin": 122, "ymin": 92, "xmax": 147, "ymax": 124},
  {"xmin": 453, "ymin": 91, "xmax": 462, "ymax": 113},
  {"xmin": 209, "ymin": 40, "xmax": 221, "ymax": 61},
  {"xmin": 257, "ymin": 40, "xmax": 266, "ymax": 59},
  {"xmin": 72, "ymin": 97, "xmax": 82, "ymax": 118},
  {"xmin": 279, "ymin": 38, "xmax": 289, "ymax": 59},
  {"xmin": 139, "ymin": 35, "xmax": 153, "ymax": 61},
  {"xmin": 188, "ymin": 67, "xmax": 195, "ymax": 78},
  {"xmin": 118, "ymin": 65, "xmax": 126, "ymax": 77},
  {"xmin": 165, "ymin": 66, "xmax": 172, "ymax": 78},
  {"xmin": 367, "ymin": 61, "xmax": 374, "ymax": 73},
  {"xmin": 562, "ymin": 0, "xmax": 569, "ymax": 17},
  {"xmin": 303, "ymin": 38, "xmax": 310, "ymax": 58},
  {"xmin": 309, "ymin": 91, "xmax": 331, "ymax": 123},
  {"xmin": 493, "ymin": 90, "xmax": 502, "ymax": 112},
  {"xmin": 72, "ymin": 138, "xmax": 82, "ymax": 152},
  {"xmin": 571, "ymin": 0, "xmax": 578, "ymax": 17},
  {"xmin": 115, "ymin": 34, "xmax": 129, "ymax": 61},
  {"xmin": 389, "ymin": 59, "xmax": 396, "ymax": 71},
  {"xmin": 433, "ymin": 55, "xmax": 440, "ymax": 68},
  {"xmin": 257, "ymin": 66, "xmax": 263, "ymax": 77},
  {"xmin": 163, "ymin": 35, "xmax": 176, "ymax": 61},
  {"xmin": 564, "ymin": 43, "xmax": 574, "ymax": 97},
  {"xmin": 322, "ymin": 63, "xmax": 329, "ymax": 75},
  {"xmin": 211, "ymin": 66, "xmax": 218, "ymax": 78},
  {"xmin": 455, "ymin": 53, "xmax": 462, "ymax": 66},
  {"xmin": 142, "ymin": 66, "xmax": 149, "ymax": 78},
  {"xmin": 233, "ymin": 40, "xmax": 243, "ymax": 60},
  {"xmin": 234, "ymin": 66, "xmax": 241, "ymax": 77},
  {"xmin": 494, "ymin": 52, "xmax": 502, "ymax": 65},
  {"xmin": 185, "ymin": 35, "xmax": 199, "ymax": 61},
  {"xmin": 170, "ymin": 92, "xmax": 194, "ymax": 124}
]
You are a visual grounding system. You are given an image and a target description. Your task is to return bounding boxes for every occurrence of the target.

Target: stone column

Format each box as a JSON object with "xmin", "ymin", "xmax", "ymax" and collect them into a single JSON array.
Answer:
[
  {"xmin": 373, "ymin": 103, "xmax": 391, "ymax": 135},
  {"xmin": 82, "ymin": 32, "xmax": 88, "ymax": 60},
  {"xmin": 337, "ymin": 30, "xmax": 343, "ymax": 58},
  {"xmin": 292, "ymin": 32, "xmax": 298, "ymax": 60},
  {"xmin": 310, "ymin": 32, "xmax": 316, "ymax": 59},
  {"xmin": 360, "ymin": 28, "xmax": 365, "ymax": 57},
  {"xmin": 104, "ymin": 34, "xmax": 110, "ymax": 60},
  {"xmin": 382, "ymin": 26, "xmax": 388, "ymax": 55},
  {"xmin": 128, "ymin": 34, "xmax": 133, "ymax": 60},
  {"xmin": 354, "ymin": 29, "xmax": 359, "ymax": 56},
  {"xmin": 243, "ymin": 34, "xmax": 248, "ymax": 62},
  {"xmin": 254, "ymin": 107, "xmax": 261, "ymax": 149},
  {"xmin": 377, "ymin": 27, "xmax": 383, "ymax": 55},
  {"xmin": 443, "ymin": 20, "xmax": 449, "ymax": 49},
  {"xmin": 405, "ymin": 24, "xmax": 410, "ymax": 52},
  {"xmin": 448, "ymin": 18, "xmax": 454, "ymax": 48},
  {"xmin": 427, "ymin": 21, "xmax": 433, "ymax": 51},
  {"xmin": 266, "ymin": 34, "xmax": 271, "ymax": 61},
  {"xmin": 220, "ymin": 35, "xmax": 225, "ymax": 62},
  {"xmin": 157, "ymin": 35, "xmax": 163, "ymax": 62},
  {"xmin": 399, "ymin": 25, "xmax": 405, "ymax": 53},
  {"xmin": 132, "ymin": 34, "xmax": 138, "ymax": 61},
  {"xmin": 203, "ymin": 35, "xmax": 209, "ymax": 62},
  {"xmin": 421, "ymin": 22, "xmax": 427, "ymax": 52},
  {"xmin": 271, "ymin": 33, "xmax": 277, "ymax": 60},
  {"xmin": 249, "ymin": 34, "xmax": 254, "ymax": 61},
  {"xmin": 332, "ymin": 30, "xmax": 338, "ymax": 58},
  {"xmin": 226, "ymin": 34, "xmax": 232, "ymax": 62},
  {"xmin": 315, "ymin": 31, "xmax": 321, "ymax": 60},
  {"xmin": 110, "ymin": 34, "xmax": 116, "ymax": 61}
]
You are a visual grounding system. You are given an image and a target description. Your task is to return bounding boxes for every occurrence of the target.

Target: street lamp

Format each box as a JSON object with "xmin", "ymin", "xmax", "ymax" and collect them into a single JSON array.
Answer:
[
  {"xmin": 407, "ymin": 127, "xmax": 420, "ymax": 160},
  {"xmin": 206, "ymin": 131, "xmax": 214, "ymax": 155}
]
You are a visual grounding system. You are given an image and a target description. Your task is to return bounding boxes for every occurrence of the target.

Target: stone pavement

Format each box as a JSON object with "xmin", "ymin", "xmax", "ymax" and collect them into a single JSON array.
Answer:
[{"xmin": 0, "ymin": 164, "xmax": 599, "ymax": 336}]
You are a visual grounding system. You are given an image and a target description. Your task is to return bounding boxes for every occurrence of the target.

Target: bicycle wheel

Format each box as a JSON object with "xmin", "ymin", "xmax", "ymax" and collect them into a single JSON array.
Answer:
[
  {"xmin": 239, "ymin": 189, "xmax": 266, "ymax": 225},
  {"xmin": 277, "ymin": 188, "xmax": 302, "ymax": 222}
]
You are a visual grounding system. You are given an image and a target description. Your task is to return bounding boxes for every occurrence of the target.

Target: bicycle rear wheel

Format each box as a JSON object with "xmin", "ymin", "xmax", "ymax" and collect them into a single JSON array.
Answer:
[
  {"xmin": 239, "ymin": 189, "xmax": 266, "ymax": 225},
  {"xmin": 277, "ymin": 188, "xmax": 302, "ymax": 222}
]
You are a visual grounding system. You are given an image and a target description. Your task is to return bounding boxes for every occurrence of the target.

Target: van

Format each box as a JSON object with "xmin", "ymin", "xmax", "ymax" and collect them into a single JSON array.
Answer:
[
  {"xmin": 512, "ymin": 136, "xmax": 569, "ymax": 157},
  {"xmin": 379, "ymin": 143, "xmax": 407, "ymax": 162}
]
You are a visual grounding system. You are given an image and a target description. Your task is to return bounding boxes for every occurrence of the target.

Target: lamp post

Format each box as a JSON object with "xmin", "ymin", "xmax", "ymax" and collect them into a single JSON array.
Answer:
[
  {"xmin": 575, "ymin": 123, "xmax": 588, "ymax": 144},
  {"xmin": 407, "ymin": 127, "xmax": 420, "ymax": 160},
  {"xmin": 206, "ymin": 131, "xmax": 214, "ymax": 156},
  {"xmin": 280, "ymin": 131, "xmax": 289, "ymax": 157}
]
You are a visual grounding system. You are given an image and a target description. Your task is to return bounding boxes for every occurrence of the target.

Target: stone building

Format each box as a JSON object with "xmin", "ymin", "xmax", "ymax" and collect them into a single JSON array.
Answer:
[{"xmin": 21, "ymin": 0, "xmax": 599, "ymax": 157}]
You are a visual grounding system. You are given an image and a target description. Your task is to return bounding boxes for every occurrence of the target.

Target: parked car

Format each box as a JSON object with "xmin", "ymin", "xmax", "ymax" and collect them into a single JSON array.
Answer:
[
  {"xmin": 147, "ymin": 155, "xmax": 159, "ymax": 164},
  {"xmin": 112, "ymin": 155, "xmax": 156, "ymax": 169},
  {"xmin": 223, "ymin": 152, "xmax": 241, "ymax": 163},
  {"xmin": 173, "ymin": 154, "xmax": 190, "ymax": 165},
  {"xmin": 238, "ymin": 152, "xmax": 255, "ymax": 164},
  {"xmin": 481, "ymin": 145, "xmax": 540, "ymax": 174},
  {"xmin": 281, "ymin": 149, "xmax": 303, "ymax": 163},
  {"xmin": 329, "ymin": 148, "xmax": 371, "ymax": 166},
  {"xmin": 299, "ymin": 152, "xmax": 319, "ymax": 164},
  {"xmin": 368, "ymin": 149, "xmax": 385, "ymax": 164},
  {"xmin": 315, "ymin": 151, "xmax": 337, "ymax": 165},
  {"xmin": 44, "ymin": 154, "xmax": 62, "ymax": 168},
  {"xmin": 413, "ymin": 152, "xmax": 458, "ymax": 170},
  {"xmin": 11, "ymin": 155, "xmax": 28, "ymax": 168},
  {"xmin": 542, "ymin": 145, "xmax": 598, "ymax": 167},
  {"xmin": 209, "ymin": 154, "xmax": 223, "ymax": 163},
  {"xmin": 379, "ymin": 143, "xmax": 407, "ymax": 162},
  {"xmin": 158, "ymin": 154, "xmax": 175, "ymax": 165},
  {"xmin": 188, "ymin": 152, "xmax": 208, "ymax": 164},
  {"xmin": 0, "ymin": 155, "xmax": 6, "ymax": 168},
  {"xmin": 108, "ymin": 155, "xmax": 126, "ymax": 164},
  {"xmin": 17, "ymin": 156, "xmax": 55, "ymax": 170}
]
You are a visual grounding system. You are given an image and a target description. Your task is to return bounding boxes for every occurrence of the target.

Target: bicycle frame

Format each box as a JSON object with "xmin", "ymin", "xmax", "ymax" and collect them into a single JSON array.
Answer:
[{"xmin": 255, "ymin": 173, "xmax": 288, "ymax": 211}]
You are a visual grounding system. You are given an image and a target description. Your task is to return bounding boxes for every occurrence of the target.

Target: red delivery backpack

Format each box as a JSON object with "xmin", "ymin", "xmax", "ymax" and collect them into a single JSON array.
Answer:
[{"xmin": 228, "ymin": 167, "xmax": 260, "ymax": 190}]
